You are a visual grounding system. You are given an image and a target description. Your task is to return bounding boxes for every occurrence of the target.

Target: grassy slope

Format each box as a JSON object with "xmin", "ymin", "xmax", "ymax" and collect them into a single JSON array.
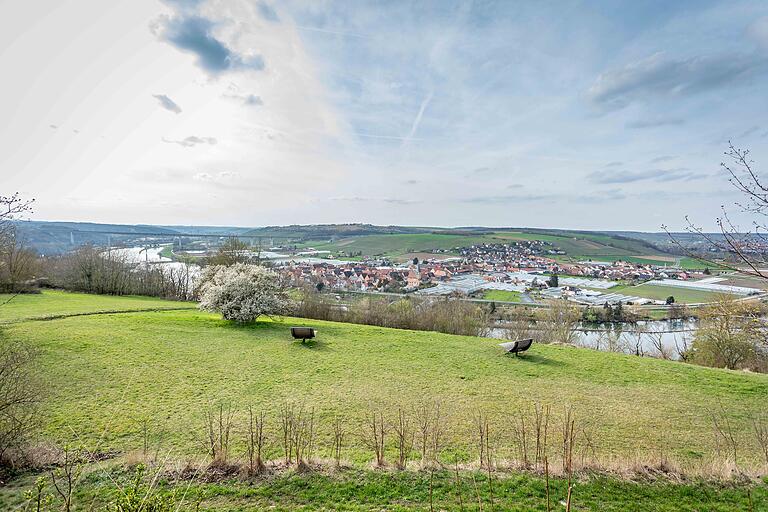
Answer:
[
  {"xmin": 301, "ymin": 231, "xmax": 667, "ymax": 261},
  {"xmin": 3, "ymin": 292, "xmax": 767, "ymax": 466},
  {"xmin": 0, "ymin": 290, "xmax": 194, "ymax": 323}
]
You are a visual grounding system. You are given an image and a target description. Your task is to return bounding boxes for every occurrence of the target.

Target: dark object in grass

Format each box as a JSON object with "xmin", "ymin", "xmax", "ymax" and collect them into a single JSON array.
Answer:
[
  {"xmin": 291, "ymin": 327, "xmax": 317, "ymax": 342},
  {"xmin": 500, "ymin": 338, "xmax": 533, "ymax": 356}
]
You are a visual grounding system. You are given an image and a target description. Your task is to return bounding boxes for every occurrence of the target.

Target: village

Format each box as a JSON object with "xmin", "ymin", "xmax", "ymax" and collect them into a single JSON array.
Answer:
[{"xmin": 272, "ymin": 240, "xmax": 751, "ymax": 306}]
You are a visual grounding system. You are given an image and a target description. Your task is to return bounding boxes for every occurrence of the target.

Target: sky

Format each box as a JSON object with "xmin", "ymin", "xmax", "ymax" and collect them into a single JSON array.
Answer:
[{"xmin": 2, "ymin": 0, "xmax": 768, "ymax": 231}]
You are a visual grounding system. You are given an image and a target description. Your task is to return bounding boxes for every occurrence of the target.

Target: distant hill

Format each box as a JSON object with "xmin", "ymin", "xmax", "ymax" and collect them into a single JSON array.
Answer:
[
  {"xmin": 242, "ymin": 223, "xmax": 435, "ymax": 239},
  {"xmin": 12, "ymin": 220, "xmax": 710, "ymax": 258}
]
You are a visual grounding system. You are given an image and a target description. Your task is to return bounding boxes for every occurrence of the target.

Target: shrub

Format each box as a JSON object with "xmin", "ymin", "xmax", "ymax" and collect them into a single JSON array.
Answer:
[
  {"xmin": 292, "ymin": 290, "xmax": 489, "ymax": 337},
  {"xmin": 0, "ymin": 339, "xmax": 38, "ymax": 467},
  {"xmin": 197, "ymin": 264, "xmax": 292, "ymax": 323},
  {"xmin": 690, "ymin": 297, "xmax": 767, "ymax": 372}
]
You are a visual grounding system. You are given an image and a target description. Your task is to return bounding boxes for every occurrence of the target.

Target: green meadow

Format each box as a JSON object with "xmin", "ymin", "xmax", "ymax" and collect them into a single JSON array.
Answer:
[
  {"xmin": 480, "ymin": 289, "xmax": 523, "ymax": 302},
  {"xmin": 2, "ymin": 291, "xmax": 767, "ymax": 464},
  {"xmin": 299, "ymin": 230, "xmax": 667, "ymax": 262},
  {"xmin": 2, "ymin": 291, "xmax": 767, "ymax": 510}
]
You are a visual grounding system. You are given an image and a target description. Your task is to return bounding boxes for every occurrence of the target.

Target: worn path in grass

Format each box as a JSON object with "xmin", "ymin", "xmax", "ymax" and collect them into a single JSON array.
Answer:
[
  {"xmin": 0, "ymin": 290, "xmax": 194, "ymax": 323},
  {"xmin": 3, "ymin": 291, "xmax": 767, "ymax": 468}
]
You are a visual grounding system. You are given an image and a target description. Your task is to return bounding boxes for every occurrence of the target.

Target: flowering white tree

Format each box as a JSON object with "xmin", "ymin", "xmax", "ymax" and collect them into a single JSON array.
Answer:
[{"xmin": 197, "ymin": 264, "xmax": 293, "ymax": 323}]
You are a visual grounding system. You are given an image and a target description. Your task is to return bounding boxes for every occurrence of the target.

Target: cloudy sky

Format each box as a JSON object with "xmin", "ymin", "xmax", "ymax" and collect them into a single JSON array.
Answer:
[{"xmin": 2, "ymin": 0, "xmax": 768, "ymax": 231}]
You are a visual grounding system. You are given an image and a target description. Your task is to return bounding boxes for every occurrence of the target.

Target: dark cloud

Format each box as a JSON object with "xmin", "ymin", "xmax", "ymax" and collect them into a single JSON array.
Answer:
[
  {"xmin": 161, "ymin": 136, "xmax": 217, "ymax": 147},
  {"xmin": 605, "ymin": 161, "xmax": 622, "ymax": 167},
  {"xmin": 588, "ymin": 52, "xmax": 767, "ymax": 110},
  {"xmin": 507, "ymin": 184, "xmax": 523, "ymax": 189},
  {"xmin": 153, "ymin": 94, "xmax": 182, "ymax": 114},
  {"xmin": 627, "ymin": 117, "xmax": 685, "ymax": 129},
  {"xmin": 650, "ymin": 155, "xmax": 675, "ymax": 163},
  {"xmin": 404, "ymin": 179, "xmax": 419, "ymax": 185},
  {"xmin": 257, "ymin": 1, "xmax": 279, "ymax": 22},
  {"xmin": 49, "ymin": 124, "xmax": 58, "ymax": 130},
  {"xmin": 587, "ymin": 167, "xmax": 705, "ymax": 184},
  {"xmin": 155, "ymin": 14, "xmax": 264, "ymax": 75}
]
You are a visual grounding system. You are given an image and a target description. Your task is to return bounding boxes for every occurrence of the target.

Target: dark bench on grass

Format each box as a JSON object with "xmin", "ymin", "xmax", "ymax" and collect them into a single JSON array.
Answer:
[
  {"xmin": 291, "ymin": 327, "xmax": 316, "ymax": 342},
  {"xmin": 499, "ymin": 338, "xmax": 533, "ymax": 356}
]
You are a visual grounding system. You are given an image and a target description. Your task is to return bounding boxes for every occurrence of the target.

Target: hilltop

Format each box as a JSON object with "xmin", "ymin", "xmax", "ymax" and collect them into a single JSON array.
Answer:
[{"xmin": 14, "ymin": 220, "xmax": 678, "ymax": 261}]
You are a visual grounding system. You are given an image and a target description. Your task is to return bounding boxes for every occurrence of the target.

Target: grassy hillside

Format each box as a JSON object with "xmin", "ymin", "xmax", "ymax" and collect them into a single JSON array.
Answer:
[
  {"xmin": 301, "ymin": 230, "xmax": 669, "ymax": 262},
  {"xmin": 2, "ymin": 291, "xmax": 767, "ymax": 467},
  {"xmin": 0, "ymin": 290, "xmax": 194, "ymax": 323}
]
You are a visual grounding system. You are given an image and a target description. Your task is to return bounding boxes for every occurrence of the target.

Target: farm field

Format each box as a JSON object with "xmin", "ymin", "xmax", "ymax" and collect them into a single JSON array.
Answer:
[
  {"xmin": 2, "ymin": 291, "xmax": 767, "ymax": 466},
  {"xmin": 300, "ymin": 230, "xmax": 669, "ymax": 262},
  {"xmin": 624, "ymin": 283, "xmax": 736, "ymax": 304},
  {"xmin": 480, "ymin": 289, "xmax": 522, "ymax": 302}
]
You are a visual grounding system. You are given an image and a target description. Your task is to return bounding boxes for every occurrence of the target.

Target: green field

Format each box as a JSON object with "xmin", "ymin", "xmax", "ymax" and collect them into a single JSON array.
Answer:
[
  {"xmin": 0, "ymin": 290, "xmax": 194, "ymax": 323},
  {"xmin": 2, "ymin": 291, "xmax": 768, "ymax": 509},
  {"xmin": 3, "ymin": 291, "xmax": 767, "ymax": 465},
  {"xmin": 1, "ymin": 464, "xmax": 764, "ymax": 511},
  {"xmin": 158, "ymin": 243, "xmax": 175, "ymax": 260},
  {"xmin": 480, "ymin": 289, "xmax": 522, "ymax": 302},
  {"xmin": 301, "ymin": 230, "xmax": 668, "ymax": 262},
  {"xmin": 624, "ymin": 284, "xmax": 736, "ymax": 304}
]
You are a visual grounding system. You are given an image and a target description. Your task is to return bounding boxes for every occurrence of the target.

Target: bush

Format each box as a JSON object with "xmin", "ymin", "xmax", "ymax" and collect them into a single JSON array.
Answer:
[
  {"xmin": 293, "ymin": 290, "xmax": 489, "ymax": 337},
  {"xmin": 198, "ymin": 264, "xmax": 292, "ymax": 323},
  {"xmin": 690, "ymin": 297, "xmax": 767, "ymax": 372},
  {"xmin": 0, "ymin": 339, "xmax": 38, "ymax": 467}
]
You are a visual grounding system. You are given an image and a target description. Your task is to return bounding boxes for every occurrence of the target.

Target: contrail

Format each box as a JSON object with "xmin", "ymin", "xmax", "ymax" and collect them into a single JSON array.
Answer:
[{"xmin": 402, "ymin": 90, "xmax": 434, "ymax": 145}]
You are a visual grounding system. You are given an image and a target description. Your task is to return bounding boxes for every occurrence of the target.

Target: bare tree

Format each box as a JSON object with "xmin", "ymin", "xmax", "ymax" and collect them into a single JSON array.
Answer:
[
  {"xmin": 245, "ymin": 407, "xmax": 267, "ymax": 475},
  {"xmin": 692, "ymin": 296, "xmax": 766, "ymax": 371},
  {"xmin": 647, "ymin": 331, "xmax": 673, "ymax": 360},
  {"xmin": 392, "ymin": 407, "xmax": 414, "ymax": 470},
  {"xmin": 665, "ymin": 142, "xmax": 768, "ymax": 278},
  {"xmin": 363, "ymin": 408, "xmax": 386, "ymax": 467},
  {"xmin": 49, "ymin": 446, "xmax": 82, "ymax": 512},
  {"xmin": 332, "ymin": 414, "xmax": 345, "ymax": 467},
  {"xmin": 0, "ymin": 193, "xmax": 34, "ymax": 229},
  {"xmin": 537, "ymin": 299, "xmax": 580, "ymax": 344},
  {"xmin": 205, "ymin": 403, "xmax": 234, "ymax": 463},
  {"xmin": 0, "ymin": 340, "xmax": 38, "ymax": 465},
  {"xmin": 0, "ymin": 193, "xmax": 35, "ymax": 295},
  {"xmin": 207, "ymin": 237, "xmax": 257, "ymax": 266}
]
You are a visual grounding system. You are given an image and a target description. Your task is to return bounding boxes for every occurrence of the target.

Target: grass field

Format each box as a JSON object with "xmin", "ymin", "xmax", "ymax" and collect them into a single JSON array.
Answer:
[
  {"xmin": 0, "ymin": 290, "xmax": 194, "ymax": 323},
  {"xmin": 2, "ymin": 291, "xmax": 767, "ymax": 465},
  {"xmin": 624, "ymin": 284, "xmax": 735, "ymax": 304},
  {"xmin": 1, "ymin": 464, "xmax": 765, "ymax": 511},
  {"xmin": 299, "ymin": 230, "xmax": 668, "ymax": 262},
  {"xmin": 480, "ymin": 289, "xmax": 522, "ymax": 302},
  {"xmin": 2, "ymin": 291, "xmax": 767, "ymax": 509}
]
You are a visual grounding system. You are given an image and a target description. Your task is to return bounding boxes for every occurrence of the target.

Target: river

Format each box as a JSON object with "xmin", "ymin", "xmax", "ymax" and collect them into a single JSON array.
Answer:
[{"xmin": 489, "ymin": 319, "xmax": 697, "ymax": 359}]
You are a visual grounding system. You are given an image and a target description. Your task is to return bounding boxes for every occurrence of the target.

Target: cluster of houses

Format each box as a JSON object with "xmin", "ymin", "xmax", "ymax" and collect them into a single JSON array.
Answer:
[{"xmin": 275, "ymin": 241, "xmax": 697, "ymax": 297}]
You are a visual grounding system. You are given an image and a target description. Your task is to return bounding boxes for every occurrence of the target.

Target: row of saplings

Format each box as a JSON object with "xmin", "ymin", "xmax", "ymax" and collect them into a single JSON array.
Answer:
[{"xmin": 20, "ymin": 400, "xmax": 768, "ymax": 511}]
